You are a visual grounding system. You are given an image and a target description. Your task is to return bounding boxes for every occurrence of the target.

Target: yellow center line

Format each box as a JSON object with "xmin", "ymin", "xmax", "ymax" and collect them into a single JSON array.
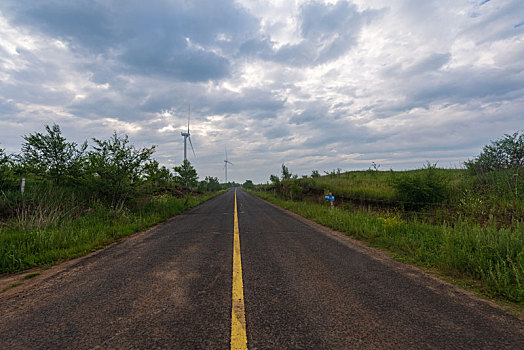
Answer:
[{"xmin": 231, "ymin": 190, "xmax": 248, "ymax": 350}]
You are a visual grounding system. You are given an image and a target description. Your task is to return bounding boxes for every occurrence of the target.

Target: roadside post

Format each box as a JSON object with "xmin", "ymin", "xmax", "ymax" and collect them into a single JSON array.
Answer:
[
  {"xmin": 19, "ymin": 177, "xmax": 25, "ymax": 194},
  {"xmin": 324, "ymin": 192, "xmax": 335, "ymax": 210}
]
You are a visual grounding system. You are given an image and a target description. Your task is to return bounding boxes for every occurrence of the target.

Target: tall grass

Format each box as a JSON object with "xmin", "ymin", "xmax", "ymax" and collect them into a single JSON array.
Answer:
[
  {"xmin": 0, "ymin": 188, "xmax": 219, "ymax": 273},
  {"xmin": 1, "ymin": 185, "xmax": 85, "ymax": 231},
  {"xmin": 253, "ymin": 192, "xmax": 524, "ymax": 304}
]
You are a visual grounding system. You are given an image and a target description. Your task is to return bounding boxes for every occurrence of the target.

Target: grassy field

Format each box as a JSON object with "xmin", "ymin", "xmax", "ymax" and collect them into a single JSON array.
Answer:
[
  {"xmin": 298, "ymin": 168, "xmax": 463, "ymax": 202},
  {"xmin": 263, "ymin": 167, "xmax": 524, "ymax": 226},
  {"xmin": 0, "ymin": 187, "xmax": 221, "ymax": 274}
]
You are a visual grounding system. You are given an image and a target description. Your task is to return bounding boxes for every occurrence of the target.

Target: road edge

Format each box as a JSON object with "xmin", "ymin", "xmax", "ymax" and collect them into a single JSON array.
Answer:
[
  {"xmin": 0, "ymin": 191, "xmax": 228, "ymax": 298},
  {"xmin": 245, "ymin": 190, "xmax": 524, "ymax": 319}
]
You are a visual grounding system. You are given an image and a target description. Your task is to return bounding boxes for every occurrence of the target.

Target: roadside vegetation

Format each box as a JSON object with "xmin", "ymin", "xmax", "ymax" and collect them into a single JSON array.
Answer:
[
  {"xmin": 250, "ymin": 132, "xmax": 524, "ymax": 304},
  {"xmin": 0, "ymin": 124, "xmax": 228, "ymax": 274}
]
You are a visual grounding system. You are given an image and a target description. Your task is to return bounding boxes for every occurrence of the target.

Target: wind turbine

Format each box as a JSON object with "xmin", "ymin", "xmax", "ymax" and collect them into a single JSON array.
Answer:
[
  {"xmin": 180, "ymin": 104, "xmax": 195, "ymax": 162},
  {"xmin": 224, "ymin": 147, "xmax": 233, "ymax": 183}
]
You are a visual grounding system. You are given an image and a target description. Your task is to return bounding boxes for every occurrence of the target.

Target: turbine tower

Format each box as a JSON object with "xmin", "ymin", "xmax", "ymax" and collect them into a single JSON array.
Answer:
[
  {"xmin": 224, "ymin": 147, "xmax": 233, "ymax": 183},
  {"xmin": 181, "ymin": 104, "xmax": 195, "ymax": 162}
]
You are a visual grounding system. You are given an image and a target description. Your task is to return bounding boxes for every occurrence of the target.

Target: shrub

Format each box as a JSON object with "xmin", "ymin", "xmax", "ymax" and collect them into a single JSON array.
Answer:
[
  {"xmin": 87, "ymin": 132, "xmax": 155, "ymax": 207},
  {"xmin": 392, "ymin": 163, "xmax": 449, "ymax": 210},
  {"xmin": 0, "ymin": 149, "xmax": 17, "ymax": 191}
]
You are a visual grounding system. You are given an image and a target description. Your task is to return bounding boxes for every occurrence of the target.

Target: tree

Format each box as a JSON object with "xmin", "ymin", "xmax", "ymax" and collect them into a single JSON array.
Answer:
[
  {"xmin": 198, "ymin": 176, "xmax": 220, "ymax": 192},
  {"xmin": 0, "ymin": 149, "xmax": 15, "ymax": 191},
  {"xmin": 20, "ymin": 124, "xmax": 87, "ymax": 183},
  {"xmin": 205, "ymin": 176, "xmax": 221, "ymax": 191},
  {"xmin": 269, "ymin": 174, "xmax": 280, "ymax": 194},
  {"xmin": 281, "ymin": 163, "xmax": 291, "ymax": 180},
  {"xmin": 143, "ymin": 160, "xmax": 172, "ymax": 189},
  {"xmin": 311, "ymin": 170, "xmax": 320, "ymax": 178},
  {"xmin": 465, "ymin": 131, "xmax": 524, "ymax": 172},
  {"xmin": 87, "ymin": 132, "xmax": 155, "ymax": 205},
  {"xmin": 242, "ymin": 179, "xmax": 255, "ymax": 190},
  {"xmin": 173, "ymin": 160, "xmax": 198, "ymax": 188}
]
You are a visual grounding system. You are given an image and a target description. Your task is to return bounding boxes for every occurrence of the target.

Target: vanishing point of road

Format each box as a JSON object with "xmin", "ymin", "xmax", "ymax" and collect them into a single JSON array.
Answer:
[{"xmin": 1, "ymin": 189, "xmax": 522, "ymax": 349}]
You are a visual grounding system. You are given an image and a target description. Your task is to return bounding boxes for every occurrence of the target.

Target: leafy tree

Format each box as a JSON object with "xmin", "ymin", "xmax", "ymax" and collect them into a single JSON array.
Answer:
[
  {"xmin": 143, "ymin": 160, "xmax": 172, "ymax": 189},
  {"xmin": 0, "ymin": 149, "xmax": 15, "ymax": 191},
  {"xmin": 466, "ymin": 131, "xmax": 524, "ymax": 172},
  {"xmin": 198, "ymin": 176, "xmax": 220, "ymax": 192},
  {"xmin": 205, "ymin": 176, "xmax": 221, "ymax": 191},
  {"xmin": 242, "ymin": 179, "xmax": 255, "ymax": 190},
  {"xmin": 20, "ymin": 124, "xmax": 87, "ymax": 183},
  {"xmin": 269, "ymin": 174, "xmax": 281, "ymax": 194},
  {"xmin": 87, "ymin": 132, "xmax": 155, "ymax": 205},
  {"xmin": 281, "ymin": 163, "xmax": 291, "ymax": 180},
  {"xmin": 173, "ymin": 160, "xmax": 198, "ymax": 188},
  {"xmin": 311, "ymin": 170, "xmax": 320, "ymax": 178},
  {"xmin": 290, "ymin": 181, "xmax": 302, "ymax": 201}
]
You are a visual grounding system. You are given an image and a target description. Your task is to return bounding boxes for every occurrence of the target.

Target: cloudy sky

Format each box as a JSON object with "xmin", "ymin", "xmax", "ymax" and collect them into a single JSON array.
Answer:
[{"xmin": 0, "ymin": 0, "xmax": 523, "ymax": 183}]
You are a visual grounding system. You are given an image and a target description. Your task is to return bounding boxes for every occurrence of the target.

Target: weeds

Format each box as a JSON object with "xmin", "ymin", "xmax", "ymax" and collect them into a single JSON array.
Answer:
[{"xmin": 0, "ymin": 191, "xmax": 220, "ymax": 273}]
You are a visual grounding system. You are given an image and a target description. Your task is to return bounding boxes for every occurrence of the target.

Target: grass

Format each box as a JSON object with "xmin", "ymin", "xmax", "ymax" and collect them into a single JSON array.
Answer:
[
  {"xmin": 252, "ymin": 191, "xmax": 524, "ymax": 305},
  {"xmin": 297, "ymin": 168, "xmax": 465, "ymax": 203},
  {"xmin": 0, "ymin": 191, "xmax": 222, "ymax": 274},
  {"xmin": 263, "ymin": 167, "xmax": 524, "ymax": 227},
  {"xmin": 23, "ymin": 272, "xmax": 41, "ymax": 279}
]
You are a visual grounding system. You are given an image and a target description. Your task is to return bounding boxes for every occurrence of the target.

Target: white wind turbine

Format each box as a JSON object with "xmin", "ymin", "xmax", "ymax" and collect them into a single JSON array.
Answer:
[
  {"xmin": 224, "ymin": 147, "xmax": 233, "ymax": 183},
  {"xmin": 180, "ymin": 104, "xmax": 195, "ymax": 162}
]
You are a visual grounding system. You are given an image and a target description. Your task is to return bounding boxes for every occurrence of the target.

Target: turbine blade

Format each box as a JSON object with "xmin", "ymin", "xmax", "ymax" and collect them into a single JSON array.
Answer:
[
  {"xmin": 188, "ymin": 136, "xmax": 196, "ymax": 157},
  {"xmin": 187, "ymin": 104, "xmax": 190, "ymax": 133}
]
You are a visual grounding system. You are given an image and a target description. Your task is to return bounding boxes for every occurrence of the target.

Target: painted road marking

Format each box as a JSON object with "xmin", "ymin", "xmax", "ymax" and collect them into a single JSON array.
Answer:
[{"xmin": 231, "ymin": 190, "xmax": 248, "ymax": 350}]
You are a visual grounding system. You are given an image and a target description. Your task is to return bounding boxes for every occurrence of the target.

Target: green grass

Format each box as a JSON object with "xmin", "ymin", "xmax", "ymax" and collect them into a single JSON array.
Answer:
[
  {"xmin": 297, "ymin": 169, "xmax": 465, "ymax": 203},
  {"xmin": 0, "ymin": 192, "xmax": 221, "ymax": 274},
  {"xmin": 264, "ymin": 167, "xmax": 524, "ymax": 226},
  {"xmin": 23, "ymin": 272, "xmax": 41, "ymax": 279},
  {"xmin": 252, "ymin": 191, "xmax": 524, "ymax": 305}
]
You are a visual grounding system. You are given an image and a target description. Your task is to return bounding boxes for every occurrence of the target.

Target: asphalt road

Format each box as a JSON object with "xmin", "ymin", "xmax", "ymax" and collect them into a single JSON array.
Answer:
[{"xmin": 0, "ymin": 189, "xmax": 522, "ymax": 349}]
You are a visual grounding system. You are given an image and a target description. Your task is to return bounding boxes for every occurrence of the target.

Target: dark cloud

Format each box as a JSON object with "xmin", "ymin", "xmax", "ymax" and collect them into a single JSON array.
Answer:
[
  {"xmin": 290, "ymin": 104, "xmax": 329, "ymax": 125},
  {"xmin": 409, "ymin": 66, "xmax": 524, "ymax": 107},
  {"xmin": 239, "ymin": 1, "xmax": 379, "ymax": 66},
  {"xmin": 264, "ymin": 126, "xmax": 290, "ymax": 140},
  {"xmin": 4, "ymin": 0, "xmax": 259, "ymax": 82},
  {"xmin": 201, "ymin": 88, "xmax": 286, "ymax": 116}
]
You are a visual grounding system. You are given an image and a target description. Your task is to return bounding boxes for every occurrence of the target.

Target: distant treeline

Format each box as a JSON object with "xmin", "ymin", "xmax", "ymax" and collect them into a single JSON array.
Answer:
[{"xmin": 0, "ymin": 124, "xmax": 234, "ymax": 208}]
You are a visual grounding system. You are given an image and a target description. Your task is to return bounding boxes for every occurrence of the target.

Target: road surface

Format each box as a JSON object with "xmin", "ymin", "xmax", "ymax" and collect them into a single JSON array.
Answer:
[{"xmin": 0, "ymin": 189, "xmax": 522, "ymax": 349}]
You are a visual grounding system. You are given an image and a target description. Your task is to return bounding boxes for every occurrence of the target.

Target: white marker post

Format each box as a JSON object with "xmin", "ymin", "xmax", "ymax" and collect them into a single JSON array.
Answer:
[{"xmin": 19, "ymin": 177, "xmax": 25, "ymax": 194}]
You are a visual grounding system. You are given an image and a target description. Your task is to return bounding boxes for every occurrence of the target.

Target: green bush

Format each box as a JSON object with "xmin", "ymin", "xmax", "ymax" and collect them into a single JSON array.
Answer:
[
  {"xmin": 465, "ymin": 131, "xmax": 524, "ymax": 172},
  {"xmin": 0, "ymin": 149, "xmax": 18, "ymax": 191},
  {"xmin": 392, "ymin": 163, "xmax": 449, "ymax": 210}
]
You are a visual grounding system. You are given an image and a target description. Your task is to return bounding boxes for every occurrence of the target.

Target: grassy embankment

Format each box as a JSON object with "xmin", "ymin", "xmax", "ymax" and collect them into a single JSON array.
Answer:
[
  {"xmin": 0, "ymin": 185, "xmax": 222, "ymax": 274},
  {"xmin": 252, "ymin": 168, "xmax": 524, "ymax": 305}
]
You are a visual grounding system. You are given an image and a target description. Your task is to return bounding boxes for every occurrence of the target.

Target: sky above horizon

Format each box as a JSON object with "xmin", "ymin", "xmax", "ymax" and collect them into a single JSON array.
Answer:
[{"xmin": 0, "ymin": 0, "xmax": 523, "ymax": 183}]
